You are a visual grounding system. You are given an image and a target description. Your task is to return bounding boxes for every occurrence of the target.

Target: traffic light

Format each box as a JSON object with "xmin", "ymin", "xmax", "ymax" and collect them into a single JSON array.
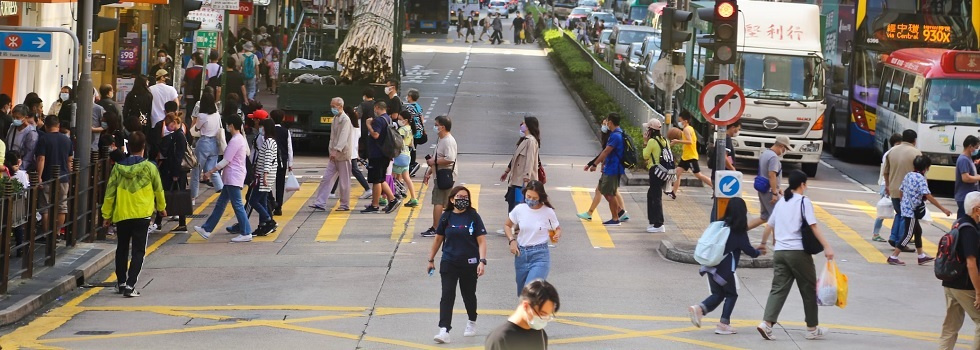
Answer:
[
  {"xmin": 169, "ymin": 0, "xmax": 203, "ymax": 40},
  {"xmin": 660, "ymin": 7, "xmax": 693, "ymax": 65},
  {"xmin": 83, "ymin": 0, "xmax": 119, "ymax": 43},
  {"xmin": 696, "ymin": 0, "xmax": 739, "ymax": 64}
]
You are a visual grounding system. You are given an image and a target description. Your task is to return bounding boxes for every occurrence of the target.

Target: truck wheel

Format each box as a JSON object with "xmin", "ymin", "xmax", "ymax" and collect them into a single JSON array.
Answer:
[{"xmin": 802, "ymin": 162, "xmax": 818, "ymax": 177}]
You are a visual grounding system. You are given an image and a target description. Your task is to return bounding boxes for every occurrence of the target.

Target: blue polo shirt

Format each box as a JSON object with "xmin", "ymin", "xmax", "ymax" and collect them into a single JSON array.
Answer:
[{"xmin": 603, "ymin": 128, "xmax": 625, "ymax": 175}]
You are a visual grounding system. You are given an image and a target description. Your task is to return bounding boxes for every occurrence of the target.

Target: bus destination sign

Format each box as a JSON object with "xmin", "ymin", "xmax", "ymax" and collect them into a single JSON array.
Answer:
[
  {"xmin": 953, "ymin": 52, "xmax": 980, "ymax": 73},
  {"xmin": 885, "ymin": 23, "xmax": 952, "ymax": 44}
]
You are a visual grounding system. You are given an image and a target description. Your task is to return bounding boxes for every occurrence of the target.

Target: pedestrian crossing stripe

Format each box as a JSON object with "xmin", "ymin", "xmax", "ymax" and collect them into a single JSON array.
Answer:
[
  {"xmin": 570, "ymin": 188, "xmax": 615, "ymax": 248},
  {"xmin": 254, "ymin": 183, "xmax": 318, "ymax": 242},
  {"xmin": 468, "ymin": 184, "xmax": 481, "ymax": 212},
  {"xmin": 847, "ymin": 200, "xmax": 939, "ymax": 255},
  {"xmin": 391, "ymin": 182, "xmax": 424, "ymax": 242},
  {"xmin": 810, "ymin": 202, "xmax": 888, "ymax": 264},
  {"xmin": 317, "ymin": 186, "xmax": 365, "ymax": 242}
]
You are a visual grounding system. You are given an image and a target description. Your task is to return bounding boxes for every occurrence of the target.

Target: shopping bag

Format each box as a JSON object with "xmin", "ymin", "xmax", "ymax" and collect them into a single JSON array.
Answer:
[
  {"xmin": 285, "ymin": 171, "xmax": 300, "ymax": 192},
  {"xmin": 164, "ymin": 189, "xmax": 193, "ymax": 216},
  {"xmin": 876, "ymin": 197, "xmax": 893, "ymax": 219},
  {"xmin": 922, "ymin": 207, "xmax": 934, "ymax": 222},
  {"xmin": 835, "ymin": 263, "xmax": 848, "ymax": 309},
  {"xmin": 816, "ymin": 259, "xmax": 839, "ymax": 306}
]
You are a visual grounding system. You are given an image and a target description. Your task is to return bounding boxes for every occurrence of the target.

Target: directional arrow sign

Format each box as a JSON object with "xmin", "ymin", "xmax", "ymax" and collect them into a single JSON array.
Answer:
[
  {"xmin": 714, "ymin": 171, "xmax": 743, "ymax": 198},
  {"xmin": 0, "ymin": 31, "xmax": 52, "ymax": 60},
  {"xmin": 698, "ymin": 80, "xmax": 745, "ymax": 127}
]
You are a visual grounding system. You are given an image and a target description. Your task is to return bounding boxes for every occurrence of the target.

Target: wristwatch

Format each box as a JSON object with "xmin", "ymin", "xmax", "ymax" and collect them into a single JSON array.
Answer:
[
  {"xmin": 428, "ymin": 259, "xmax": 434, "ymax": 263},
  {"xmin": 479, "ymin": 258, "xmax": 488, "ymax": 265}
]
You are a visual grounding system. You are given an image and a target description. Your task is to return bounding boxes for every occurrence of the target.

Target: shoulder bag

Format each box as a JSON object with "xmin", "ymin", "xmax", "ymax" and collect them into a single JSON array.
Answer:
[
  {"xmin": 164, "ymin": 181, "xmax": 193, "ymax": 216},
  {"xmin": 800, "ymin": 196, "xmax": 824, "ymax": 254},
  {"xmin": 435, "ymin": 141, "xmax": 455, "ymax": 190}
]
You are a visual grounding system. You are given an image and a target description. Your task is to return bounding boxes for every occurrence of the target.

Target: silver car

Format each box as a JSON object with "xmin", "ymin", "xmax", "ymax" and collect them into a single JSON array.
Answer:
[
  {"xmin": 488, "ymin": 0, "xmax": 509, "ymax": 17},
  {"xmin": 594, "ymin": 29, "xmax": 613, "ymax": 59},
  {"xmin": 605, "ymin": 24, "xmax": 659, "ymax": 76},
  {"xmin": 622, "ymin": 34, "xmax": 660, "ymax": 86}
]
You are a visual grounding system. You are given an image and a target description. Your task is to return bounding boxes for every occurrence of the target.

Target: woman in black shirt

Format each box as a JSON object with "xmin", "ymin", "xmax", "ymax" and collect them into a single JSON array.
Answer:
[
  {"xmin": 123, "ymin": 75, "xmax": 152, "ymax": 127},
  {"xmin": 426, "ymin": 186, "xmax": 488, "ymax": 344}
]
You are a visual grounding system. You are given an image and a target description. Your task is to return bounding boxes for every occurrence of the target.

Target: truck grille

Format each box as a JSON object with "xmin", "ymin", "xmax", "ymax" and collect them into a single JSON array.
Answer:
[{"xmin": 741, "ymin": 118, "xmax": 810, "ymax": 136}]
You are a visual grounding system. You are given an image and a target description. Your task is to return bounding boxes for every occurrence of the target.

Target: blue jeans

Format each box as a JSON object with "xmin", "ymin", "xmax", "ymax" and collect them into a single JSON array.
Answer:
[
  {"xmin": 191, "ymin": 136, "xmax": 223, "ymax": 198},
  {"xmin": 514, "ymin": 243, "xmax": 550, "ymax": 296},
  {"xmin": 889, "ymin": 198, "xmax": 902, "ymax": 243},
  {"xmin": 245, "ymin": 78, "xmax": 257, "ymax": 100},
  {"xmin": 958, "ymin": 201, "xmax": 966, "ymax": 220},
  {"xmin": 251, "ymin": 190, "xmax": 271, "ymax": 223},
  {"xmin": 202, "ymin": 185, "xmax": 251, "ymax": 236},
  {"xmin": 700, "ymin": 274, "xmax": 738, "ymax": 324}
]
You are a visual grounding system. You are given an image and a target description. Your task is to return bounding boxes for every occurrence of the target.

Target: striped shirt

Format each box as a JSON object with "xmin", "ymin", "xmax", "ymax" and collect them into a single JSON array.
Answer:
[{"xmin": 255, "ymin": 137, "xmax": 279, "ymax": 192}]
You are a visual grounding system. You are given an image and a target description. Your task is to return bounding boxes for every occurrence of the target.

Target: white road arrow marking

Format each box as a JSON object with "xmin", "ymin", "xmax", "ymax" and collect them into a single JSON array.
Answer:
[
  {"xmin": 504, "ymin": 67, "xmax": 516, "ymax": 72},
  {"xmin": 412, "ymin": 65, "xmax": 424, "ymax": 70},
  {"xmin": 32, "ymin": 37, "xmax": 45, "ymax": 48},
  {"xmin": 722, "ymin": 178, "xmax": 736, "ymax": 193}
]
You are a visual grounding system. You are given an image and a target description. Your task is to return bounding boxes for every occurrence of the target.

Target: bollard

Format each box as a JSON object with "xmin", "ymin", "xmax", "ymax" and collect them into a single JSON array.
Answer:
[
  {"xmin": 67, "ymin": 159, "xmax": 81, "ymax": 246},
  {"xmin": 0, "ymin": 180, "xmax": 13, "ymax": 293}
]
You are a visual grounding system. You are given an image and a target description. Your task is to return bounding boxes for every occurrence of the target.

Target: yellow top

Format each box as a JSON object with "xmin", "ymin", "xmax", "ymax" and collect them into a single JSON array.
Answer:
[{"xmin": 681, "ymin": 125, "xmax": 698, "ymax": 161}]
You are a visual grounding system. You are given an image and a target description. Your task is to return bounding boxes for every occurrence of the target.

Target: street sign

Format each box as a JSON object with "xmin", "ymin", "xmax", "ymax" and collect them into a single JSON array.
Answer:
[
  {"xmin": 0, "ymin": 31, "xmax": 51, "ymax": 60},
  {"xmin": 714, "ymin": 171, "xmax": 743, "ymax": 198},
  {"xmin": 651, "ymin": 59, "xmax": 686, "ymax": 91},
  {"xmin": 195, "ymin": 31, "xmax": 218, "ymax": 48},
  {"xmin": 203, "ymin": 0, "xmax": 238, "ymax": 10},
  {"xmin": 229, "ymin": 1, "xmax": 253, "ymax": 15},
  {"xmin": 698, "ymin": 79, "xmax": 745, "ymax": 126},
  {"xmin": 188, "ymin": 7, "xmax": 225, "ymax": 31}
]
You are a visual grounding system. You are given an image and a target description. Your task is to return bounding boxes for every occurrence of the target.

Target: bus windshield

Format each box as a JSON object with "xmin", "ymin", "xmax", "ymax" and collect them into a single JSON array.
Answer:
[
  {"xmin": 629, "ymin": 6, "xmax": 648, "ymax": 22},
  {"xmin": 735, "ymin": 53, "xmax": 825, "ymax": 101},
  {"xmin": 923, "ymin": 79, "xmax": 980, "ymax": 125}
]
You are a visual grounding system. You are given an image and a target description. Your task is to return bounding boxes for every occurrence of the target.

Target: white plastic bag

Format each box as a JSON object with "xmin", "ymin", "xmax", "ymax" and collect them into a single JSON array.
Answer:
[
  {"xmin": 285, "ymin": 171, "xmax": 300, "ymax": 192},
  {"xmin": 922, "ymin": 207, "xmax": 934, "ymax": 222},
  {"xmin": 876, "ymin": 197, "xmax": 893, "ymax": 219},
  {"xmin": 816, "ymin": 260, "xmax": 839, "ymax": 306}
]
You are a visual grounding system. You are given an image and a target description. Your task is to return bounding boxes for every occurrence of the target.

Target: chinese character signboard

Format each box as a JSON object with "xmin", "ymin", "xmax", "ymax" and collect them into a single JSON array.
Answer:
[
  {"xmin": 188, "ymin": 7, "xmax": 224, "ymax": 31},
  {"xmin": 885, "ymin": 23, "xmax": 952, "ymax": 44}
]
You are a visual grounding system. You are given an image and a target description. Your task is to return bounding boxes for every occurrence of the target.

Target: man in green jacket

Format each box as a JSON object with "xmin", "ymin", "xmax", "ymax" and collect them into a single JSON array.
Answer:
[{"xmin": 102, "ymin": 131, "xmax": 166, "ymax": 298}]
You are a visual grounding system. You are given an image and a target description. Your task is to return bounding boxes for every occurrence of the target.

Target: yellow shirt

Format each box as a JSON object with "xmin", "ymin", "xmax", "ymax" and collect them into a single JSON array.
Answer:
[{"xmin": 681, "ymin": 125, "xmax": 698, "ymax": 161}]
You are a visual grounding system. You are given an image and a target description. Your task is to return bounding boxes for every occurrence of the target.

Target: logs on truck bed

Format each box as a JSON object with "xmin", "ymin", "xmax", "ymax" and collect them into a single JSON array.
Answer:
[{"xmin": 337, "ymin": 0, "xmax": 394, "ymax": 83}]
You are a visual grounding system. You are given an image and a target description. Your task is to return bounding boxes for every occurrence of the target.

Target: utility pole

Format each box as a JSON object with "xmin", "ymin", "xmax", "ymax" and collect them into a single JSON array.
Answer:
[
  {"xmin": 392, "ymin": 0, "xmax": 404, "ymax": 78},
  {"xmin": 76, "ymin": 0, "xmax": 95, "ymax": 231}
]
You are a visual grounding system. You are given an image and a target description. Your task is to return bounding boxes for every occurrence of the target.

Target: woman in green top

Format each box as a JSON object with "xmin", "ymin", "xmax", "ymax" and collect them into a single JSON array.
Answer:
[{"xmin": 642, "ymin": 118, "xmax": 671, "ymax": 233}]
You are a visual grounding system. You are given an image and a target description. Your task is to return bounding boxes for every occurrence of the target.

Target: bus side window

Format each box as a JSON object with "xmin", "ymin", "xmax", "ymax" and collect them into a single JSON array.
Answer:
[
  {"xmin": 898, "ymin": 73, "xmax": 915, "ymax": 117},
  {"xmin": 888, "ymin": 71, "xmax": 904, "ymax": 115},
  {"xmin": 878, "ymin": 67, "xmax": 894, "ymax": 109}
]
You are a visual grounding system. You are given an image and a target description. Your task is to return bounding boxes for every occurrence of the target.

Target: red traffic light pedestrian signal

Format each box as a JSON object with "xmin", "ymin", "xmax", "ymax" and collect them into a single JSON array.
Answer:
[{"xmin": 696, "ymin": 0, "xmax": 739, "ymax": 64}]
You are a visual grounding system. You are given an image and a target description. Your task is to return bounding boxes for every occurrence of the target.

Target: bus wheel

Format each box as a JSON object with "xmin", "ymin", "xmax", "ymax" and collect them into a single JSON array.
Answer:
[
  {"xmin": 826, "ymin": 112, "xmax": 844, "ymax": 158},
  {"xmin": 802, "ymin": 162, "xmax": 818, "ymax": 177}
]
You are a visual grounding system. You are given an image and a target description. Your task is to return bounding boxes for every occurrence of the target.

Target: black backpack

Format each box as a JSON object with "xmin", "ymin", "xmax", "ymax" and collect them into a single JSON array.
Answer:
[
  {"xmin": 652, "ymin": 137, "xmax": 676, "ymax": 183},
  {"xmin": 618, "ymin": 130, "xmax": 638, "ymax": 169},
  {"xmin": 936, "ymin": 221, "xmax": 973, "ymax": 281}
]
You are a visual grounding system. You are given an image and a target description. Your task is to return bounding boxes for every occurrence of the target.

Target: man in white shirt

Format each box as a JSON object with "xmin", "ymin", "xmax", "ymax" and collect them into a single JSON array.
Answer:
[
  {"xmin": 205, "ymin": 51, "xmax": 222, "ymax": 80},
  {"xmin": 148, "ymin": 69, "xmax": 179, "ymax": 127}
]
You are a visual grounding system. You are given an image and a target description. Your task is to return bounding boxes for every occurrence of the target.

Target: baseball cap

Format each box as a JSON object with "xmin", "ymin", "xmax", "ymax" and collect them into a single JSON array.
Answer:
[
  {"xmin": 642, "ymin": 118, "xmax": 662, "ymax": 131},
  {"xmin": 775, "ymin": 135, "xmax": 795, "ymax": 151},
  {"xmin": 248, "ymin": 109, "xmax": 269, "ymax": 120},
  {"xmin": 155, "ymin": 69, "xmax": 169, "ymax": 78},
  {"xmin": 243, "ymin": 41, "xmax": 255, "ymax": 52}
]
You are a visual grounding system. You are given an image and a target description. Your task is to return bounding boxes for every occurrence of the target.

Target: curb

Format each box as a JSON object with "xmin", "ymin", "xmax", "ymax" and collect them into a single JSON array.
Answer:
[
  {"xmin": 658, "ymin": 240, "xmax": 773, "ymax": 268},
  {"xmin": 0, "ymin": 243, "xmax": 115, "ymax": 326}
]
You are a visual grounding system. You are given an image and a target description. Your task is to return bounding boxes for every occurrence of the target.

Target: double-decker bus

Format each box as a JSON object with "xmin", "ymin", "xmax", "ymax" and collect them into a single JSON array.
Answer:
[
  {"xmin": 822, "ymin": 0, "xmax": 979, "ymax": 157},
  {"xmin": 875, "ymin": 49, "xmax": 980, "ymax": 181}
]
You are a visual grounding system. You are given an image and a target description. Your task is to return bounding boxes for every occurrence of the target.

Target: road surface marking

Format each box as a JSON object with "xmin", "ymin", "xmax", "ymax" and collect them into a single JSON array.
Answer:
[
  {"xmin": 253, "ymin": 183, "xmax": 317, "ymax": 242},
  {"xmin": 468, "ymin": 184, "xmax": 481, "ymax": 211},
  {"xmin": 812, "ymin": 202, "xmax": 887, "ymax": 263},
  {"xmin": 848, "ymin": 200, "xmax": 939, "ymax": 254},
  {"xmin": 314, "ymin": 186, "xmax": 363, "ymax": 242},
  {"xmin": 571, "ymin": 188, "xmax": 615, "ymax": 248},
  {"xmin": 391, "ymin": 182, "xmax": 424, "ymax": 242}
]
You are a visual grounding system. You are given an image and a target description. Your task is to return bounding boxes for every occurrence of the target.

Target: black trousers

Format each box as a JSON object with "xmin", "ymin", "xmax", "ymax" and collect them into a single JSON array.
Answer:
[
  {"xmin": 410, "ymin": 147, "xmax": 418, "ymax": 171},
  {"xmin": 156, "ymin": 171, "xmax": 187, "ymax": 227},
  {"xmin": 648, "ymin": 168, "xmax": 664, "ymax": 226},
  {"xmin": 439, "ymin": 260, "xmax": 479, "ymax": 331},
  {"xmin": 273, "ymin": 164, "xmax": 287, "ymax": 211},
  {"xmin": 116, "ymin": 218, "xmax": 151, "ymax": 288},
  {"xmin": 506, "ymin": 185, "xmax": 522, "ymax": 213},
  {"xmin": 490, "ymin": 30, "xmax": 502, "ymax": 44}
]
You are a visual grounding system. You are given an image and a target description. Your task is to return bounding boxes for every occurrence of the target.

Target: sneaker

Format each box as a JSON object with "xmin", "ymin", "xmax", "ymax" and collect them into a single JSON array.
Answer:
[
  {"xmin": 193, "ymin": 226, "xmax": 211, "ymax": 240},
  {"xmin": 463, "ymin": 320, "xmax": 477, "ymax": 337},
  {"xmin": 226, "ymin": 224, "xmax": 241, "ymax": 234},
  {"xmin": 918, "ymin": 255, "xmax": 936, "ymax": 265},
  {"xmin": 384, "ymin": 197, "xmax": 403, "ymax": 213},
  {"xmin": 647, "ymin": 225, "xmax": 665, "ymax": 233},
  {"xmin": 309, "ymin": 204, "xmax": 327, "ymax": 211},
  {"xmin": 123, "ymin": 286, "xmax": 141, "ymax": 298},
  {"xmin": 420, "ymin": 227, "xmax": 436, "ymax": 237},
  {"xmin": 168, "ymin": 215, "xmax": 179, "ymax": 221},
  {"xmin": 273, "ymin": 209, "xmax": 283, "ymax": 216},
  {"xmin": 715, "ymin": 323, "xmax": 737, "ymax": 335},
  {"xmin": 757, "ymin": 322, "xmax": 774, "ymax": 340},
  {"xmin": 887, "ymin": 257, "xmax": 906, "ymax": 266},
  {"xmin": 619, "ymin": 212, "xmax": 630, "ymax": 222},
  {"xmin": 688, "ymin": 305, "xmax": 703, "ymax": 328},
  {"xmin": 329, "ymin": 193, "xmax": 339, "ymax": 199},
  {"xmin": 577, "ymin": 212, "xmax": 592, "ymax": 221},
  {"xmin": 115, "ymin": 283, "xmax": 126, "ymax": 294},
  {"xmin": 172, "ymin": 226, "xmax": 188, "ymax": 233},
  {"xmin": 231, "ymin": 234, "xmax": 253, "ymax": 242},
  {"xmin": 147, "ymin": 223, "xmax": 160, "ymax": 234},
  {"xmin": 361, "ymin": 206, "xmax": 381, "ymax": 214},
  {"xmin": 433, "ymin": 327, "xmax": 451, "ymax": 344},
  {"xmin": 379, "ymin": 198, "xmax": 388, "ymax": 207},
  {"xmin": 872, "ymin": 234, "xmax": 887, "ymax": 242},
  {"xmin": 665, "ymin": 191, "xmax": 677, "ymax": 200},
  {"xmin": 602, "ymin": 219, "xmax": 621, "ymax": 226},
  {"xmin": 805, "ymin": 326, "xmax": 828, "ymax": 340},
  {"xmin": 405, "ymin": 199, "xmax": 419, "ymax": 207},
  {"xmin": 252, "ymin": 224, "xmax": 272, "ymax": 237},
  {"xmin": 359, "ymin": 190, "xmax": 374, "ymax": 199}
]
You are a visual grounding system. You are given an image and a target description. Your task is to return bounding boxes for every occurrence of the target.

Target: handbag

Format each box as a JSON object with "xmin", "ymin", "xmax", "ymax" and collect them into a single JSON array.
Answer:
[
  {"xmin": 179, "ymin": 135, "xmax": 198, "ymax": 172},
  {"xmin": 800, "ymin": 196, "xmax": 824, "ymax": 254},
  {"xmin": 435, "ymin": 146, "xmax": 455, "ymax": 190},
  {"xmin": 537, "ymin": 159, "xmax": 547, "ymax": 184},
  {"xmin": 164, "ymin": 182, "xmax": 193, "ymax": 216}
]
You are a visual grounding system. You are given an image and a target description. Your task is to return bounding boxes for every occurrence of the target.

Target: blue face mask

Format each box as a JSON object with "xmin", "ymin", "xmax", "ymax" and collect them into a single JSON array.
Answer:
[
  {"xmin": 525, "ymin": 197, "xmax": 540, "ymax": 207},
  {"xmin": 600, "ymin": 124, "xmax": 609, "ymax": 133},
  {"xmin": 433, "ymin": 125, "xmax": 440, "ymax": 133},
  {"xmin": 11, "ymin": 119, "xmax": 22, "ymax": 127},
  {"xmin": 258, "ymin": 128, "xmax": 265, "ymax": 136},
  {"xmin": 973, "ymin": 148, "xmax": 979, "ymax": 157},
  {"xmin": 101, "ymin": 122, "xmax": 108, "ymax": 129},
  {"xmin": 331, "ymin": 107, "xmax": 340, "ymax": 116}
]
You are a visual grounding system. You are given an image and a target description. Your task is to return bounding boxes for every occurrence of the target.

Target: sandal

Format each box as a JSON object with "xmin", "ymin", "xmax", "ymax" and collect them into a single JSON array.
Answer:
[
  {"xmin": 664, "ymin": 191, "xmax": 677, "ymax": 200},
  {"xmin": 872, "ymin": 235, "xmax": 887, "ymax": 242}
]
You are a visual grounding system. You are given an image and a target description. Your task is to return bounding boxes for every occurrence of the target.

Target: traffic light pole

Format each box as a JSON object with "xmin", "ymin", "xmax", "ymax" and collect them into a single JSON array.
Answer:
[
  {"xmin": 713, "ymin": 65, "xmax": 730, "ymax": 220},
  {"xmin": 76, "ymin": 0, "xmax": 95, "ymax": 232}
]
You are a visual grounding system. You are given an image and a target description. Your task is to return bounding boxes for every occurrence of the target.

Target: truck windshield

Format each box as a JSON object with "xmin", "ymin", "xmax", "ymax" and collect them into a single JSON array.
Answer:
[
  {"xmin": 735, "ymin": 53, "xmax": 824, "ymax": 101},
  {"xmin": 923, "ymin": 79, "xmax": 980, "ymax": 125}
]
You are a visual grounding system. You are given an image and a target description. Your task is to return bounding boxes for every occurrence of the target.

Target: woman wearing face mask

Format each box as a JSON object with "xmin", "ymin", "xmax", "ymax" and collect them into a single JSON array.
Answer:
[
  {"xmin": 426, "ymin": 186, "xmax": 488, "ymax": 344},
  {"xmin": 504, "ymin": 180, "xmax": 560, "ymax": 296},
  {"xmin": 156, "ymin": 112, "xmax": 189, "ymax": 232},
  {"xmin": 97, "ymin": 111, "xmax": 127, "ymax": 163},
  {"xmin": 393, "ymin": 111, "xmax": 418, "ymax": 207},
  {"xmin": 192, "ymin": 90, "xmax": 224, "ymax": 198},
  {"xmin": 50, "ymin": 86, "xmax": 75, "ymax": 125},
  {"xmin": 500, "ymin": 116, "xmax": 541, "ymax": 213},
  {"xmin": 756, "ymin": 170, "xmax": 835, "ymax": 341},
  {"xmin": 249, "ymin": 118, "xmax": 279, "ymax": 237},
  {"xmin": 642, "ymin": 118, "xmax": 671, "ymax": 233}
]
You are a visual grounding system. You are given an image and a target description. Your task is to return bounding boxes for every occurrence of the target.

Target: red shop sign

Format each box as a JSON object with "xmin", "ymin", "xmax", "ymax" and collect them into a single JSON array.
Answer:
[{"xmin": 230, "ymin": 1, "xmax": 253, "ymax": 15}]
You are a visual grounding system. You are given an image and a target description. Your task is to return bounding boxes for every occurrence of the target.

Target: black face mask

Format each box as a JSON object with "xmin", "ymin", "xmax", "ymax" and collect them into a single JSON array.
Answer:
[{"xmin": 453, "ymin": 199, "xmax": 470, "ymax": 211}]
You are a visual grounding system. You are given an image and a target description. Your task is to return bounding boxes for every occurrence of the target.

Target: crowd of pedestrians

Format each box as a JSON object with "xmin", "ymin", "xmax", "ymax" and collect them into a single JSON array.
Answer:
[{"xmin": 455, "ymin": 10, "xmax": 540, "ymax": 45}]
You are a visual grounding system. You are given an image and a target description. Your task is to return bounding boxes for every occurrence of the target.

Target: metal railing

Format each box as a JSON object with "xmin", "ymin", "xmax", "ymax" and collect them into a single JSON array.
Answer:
[{"xmin": 0, "ymin": 149, "xmax": 112, "ymax": 293}]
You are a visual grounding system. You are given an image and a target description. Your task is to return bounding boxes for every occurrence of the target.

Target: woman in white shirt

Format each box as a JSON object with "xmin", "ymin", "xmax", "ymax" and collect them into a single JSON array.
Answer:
[
  {"xmin": 503, "ymin": 180, "xmax": 561, "ymax": 296},
  {"xmin": 191, "ymin": 89, "xmax": 224, "ymax": 200},
  {"xmin": 756, "ymin": 170, "xmax": 835, "ymax": 341}
]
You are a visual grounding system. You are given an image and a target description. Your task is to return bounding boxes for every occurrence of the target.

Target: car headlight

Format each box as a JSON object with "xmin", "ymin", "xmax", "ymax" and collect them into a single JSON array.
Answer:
[
  {"xmin": 628, "ymin": 61, "xmax": 639, "ymax": 68},
  {"xmin": 797, "ymin": 143, "xmax": 820, "ymax": 153}
]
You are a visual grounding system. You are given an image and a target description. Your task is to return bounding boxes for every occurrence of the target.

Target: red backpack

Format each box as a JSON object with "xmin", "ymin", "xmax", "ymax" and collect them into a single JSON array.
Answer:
[{"xmin": 935, "ymin": 221, "xmax": 973, "ymax": 281}]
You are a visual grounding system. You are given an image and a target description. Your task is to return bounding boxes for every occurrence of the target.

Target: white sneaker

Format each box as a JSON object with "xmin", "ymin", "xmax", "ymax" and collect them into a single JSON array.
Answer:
[
  {"xmin": 463, "ymin": 320, "xmax": 476, "ymax": 337},
  {"xmin": 147, "ymin": 223, "xmax": 160, "ymax": 234},
  {"xmin": 805, "ymin": 326, "xmax": 828, "ymax": 340},
  {"xmin": 329, "ymin": 193, "xmax": 339, "ymax": 199},
  {"xmin": 715, "ymin": 323, "xmax": 737, "ymax": 335},
  {"xmin": 193, "ymin": 226, "xmax": 211, "ymax": 240},
  {"xmin": 647, "ymin": 225, "xmax": 666, "ymax": 233},
  {"xmin": 433, "ymin": 327, "xmax": 450, "ymax": 344},
  {"xmin": 688, "ymin": 305, "xmax": 703, "ymax": 328},
  {"xmin": 360, "ymin": 190, "xmax": 374, "ymax": 199},
  {"xmin": 757, "ymin": 321, "xmax": 775, "ymax": 340},
  {"xmin": 231, "ymin": 234, "xmax": 253, "ymax": 243}
]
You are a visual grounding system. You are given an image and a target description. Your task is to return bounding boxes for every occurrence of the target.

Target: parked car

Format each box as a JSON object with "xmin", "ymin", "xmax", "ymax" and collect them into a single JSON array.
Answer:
[
  {"xmin": 623, "ymin": 34, "xmax": 661, "ymax": 85},
  {"xmin": 605, "ymin": 24, "xmax": 659, "ymax": 76},
  {"xmin": 587, "ymin": 12, "xmax": 616, "ymax": 40},
  {"xmin": 578, "ymin": 0, "xmax": 601, "ymax": 12},
  {"xmin": 594, "ymin": 28, "xmax": 613, "ymax": 60},
  {"xmin": 621, "ymin": 42, "xmax": 644, "ymax": 85},
  {"xmin": 489, "ymin": 0, "xmax": 509, "ymax": 17},
  {"xmin": 636, "ymin": 51, "xmax": 659, "ymax": 103},
  {"xmin": 567, "ymin": 6, "xmax": 593, "ymax": 27}
]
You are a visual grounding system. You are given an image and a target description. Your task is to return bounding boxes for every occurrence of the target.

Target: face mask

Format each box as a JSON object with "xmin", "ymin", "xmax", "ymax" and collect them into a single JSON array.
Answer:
[
  {"xmin": 973, "ymin": 148, "xmax": 979, "ymax": 157},
  {"xmin": 525, "ymin": 197, "xmax": 540, "ymax": 207},
  {"xmin": 60, "ymin": 93, "xmax": 69, "ymax": 101},
  {"xmin": 527, "ymin": 308, "xmax": 549, "ymax": 330},
  {"xmin": 384, "ymin": 87, "xmax": 392, "ymax": 95},
  {"xmin": 331, "ymin": 107, "xmax": 340, "ymax": 116},
  {"xmin": 520, "ymin": 123, "xmax": 527, "ymax": 135},
  {"xmin": 600, "ymin": 124, "xmax": 609, "ymax": 133},
  {"xmin": 101, "ymin": 122, "xmax": 108, "ymax": 129},
  {"xmin": 11, "ymin": 119, "xmax": 22, "ymax": 127},
  {"xmin": 258, "ymin": 128, "xmax": 265, "ymax": 136},
  {"xmin": 159, "ymin": 57, "xmax": 167, "ymax": 64},
  {"xmin": 453, "ymin": 198, "xmax": 470, "ymax": 211},
  {"xmin": 433, "ymin": 125, "xmax": 440, "ymax": 133}
]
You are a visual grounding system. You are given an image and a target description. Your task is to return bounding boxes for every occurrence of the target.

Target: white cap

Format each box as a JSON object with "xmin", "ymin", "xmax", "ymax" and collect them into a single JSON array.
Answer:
[{"xmin": 775, "ymin": 135, "xmax": 795, "ymax": 151}]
